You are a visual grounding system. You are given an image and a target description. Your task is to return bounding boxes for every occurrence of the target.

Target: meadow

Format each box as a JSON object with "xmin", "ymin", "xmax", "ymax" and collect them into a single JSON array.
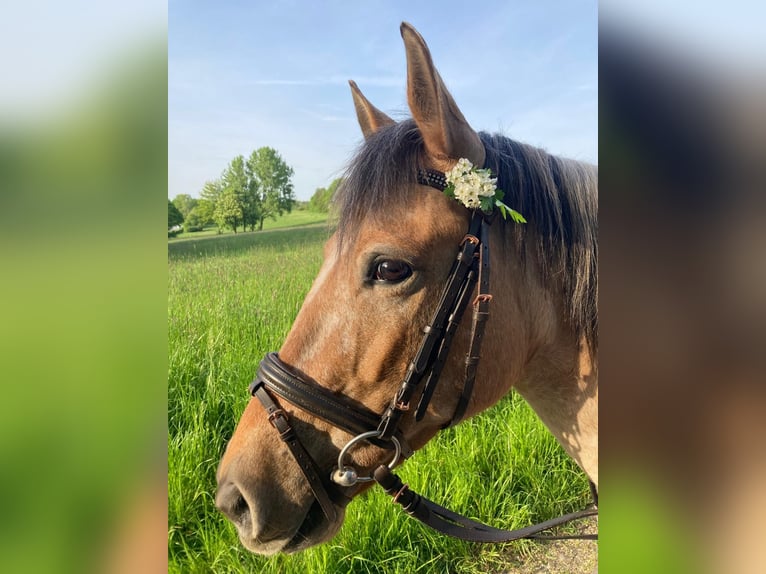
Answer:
[
  {"xmin": 168, "ymin": 214, "xmax": 592, "ymax": 573},
  {"xmin": 168, "ymin": 209, "xmax": 329, "ymax": 241}
]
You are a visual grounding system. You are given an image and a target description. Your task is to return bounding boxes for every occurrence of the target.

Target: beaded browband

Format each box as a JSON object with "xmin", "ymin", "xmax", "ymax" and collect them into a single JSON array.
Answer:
[{"xmin": 417, "ymin": 169, "xmax": 448, "ymax": 191}]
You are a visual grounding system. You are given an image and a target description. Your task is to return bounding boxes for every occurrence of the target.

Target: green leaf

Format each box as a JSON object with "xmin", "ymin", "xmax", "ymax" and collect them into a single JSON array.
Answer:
[
  {"xmin": 443, "ymin": 184, "xmax": 455, "ymax": 199},
  {"xmin": 480, "ymin": 196, "xmax": 494, "ymax": 212},
  {"xmin": 496, "ymin": 199, "xmax": 526, "ymax": 223},
  {"xmin": 509, "ymin": 209, "xmax": 527, "ymax": 224}
]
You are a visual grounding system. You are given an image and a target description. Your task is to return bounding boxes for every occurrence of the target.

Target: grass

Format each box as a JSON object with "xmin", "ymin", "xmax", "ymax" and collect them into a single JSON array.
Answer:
[
  {"xmin": 168, "ymin": 221, "xmax": 591, "ymax": 573},
  {"xmin": 168, "ymin": 209, "xmax": 329, "ymax": 241}
]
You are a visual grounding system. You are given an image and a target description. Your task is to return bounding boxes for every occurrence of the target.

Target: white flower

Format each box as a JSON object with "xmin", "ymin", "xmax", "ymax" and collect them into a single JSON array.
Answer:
[
  {"xmin": 442, "ymin": 157, "xmax": 526, "ymax": 223},
  {"xmin": 445, "ymin": 158, "xmax": 497, "ymax": 209}
]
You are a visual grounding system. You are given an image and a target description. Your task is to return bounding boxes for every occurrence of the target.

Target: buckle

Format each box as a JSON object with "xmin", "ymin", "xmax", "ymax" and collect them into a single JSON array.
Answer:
[
  {"xmin": 268, "ymin": 409, "xmax": 294, "ymax": 441},
  {"xmin": 392, "ymin": 482, "xmax": 410, "ymax": 504},
  {"xmin": 472, "ymin": 293, "xmax": 493, "ymax": 306},
  {"xmin": 268, "ymin": 408, "xmax": 290, "ymax": 433}
]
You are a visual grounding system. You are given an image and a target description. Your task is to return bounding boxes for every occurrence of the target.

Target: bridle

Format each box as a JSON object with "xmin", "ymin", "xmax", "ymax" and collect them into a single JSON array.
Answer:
[{"xmin": 247, "ymin": 167, "xmax": 597, "ymax": 542}]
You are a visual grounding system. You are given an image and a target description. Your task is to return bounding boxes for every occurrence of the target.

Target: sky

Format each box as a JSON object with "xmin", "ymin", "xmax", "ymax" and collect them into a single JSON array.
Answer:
[{"xmin": 169, "ymin": 0, "xmax": 597, "ymax": 201}]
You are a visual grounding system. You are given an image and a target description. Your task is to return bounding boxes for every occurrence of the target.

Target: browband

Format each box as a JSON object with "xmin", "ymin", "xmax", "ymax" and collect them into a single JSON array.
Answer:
[{"xmin": 417, "ymin": 169, "xmax": 448, "ymax": 191}]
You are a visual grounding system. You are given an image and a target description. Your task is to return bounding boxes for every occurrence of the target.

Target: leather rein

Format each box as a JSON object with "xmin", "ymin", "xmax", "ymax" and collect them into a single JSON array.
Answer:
[{"xmin": 248, "ymin": 168, "xmax": 597, "ymax": 542}]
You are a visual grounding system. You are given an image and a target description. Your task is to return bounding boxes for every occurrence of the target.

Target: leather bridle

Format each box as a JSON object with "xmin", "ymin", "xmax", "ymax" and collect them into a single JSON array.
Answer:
[{"xmin": 247, "ymin": 167, "xmax": 597, "ymax": 543}]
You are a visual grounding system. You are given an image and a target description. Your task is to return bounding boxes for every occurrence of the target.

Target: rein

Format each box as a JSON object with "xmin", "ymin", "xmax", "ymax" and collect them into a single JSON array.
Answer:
[{"xmin": 247, "ymin": 167, "xmax": 597, "ymax": 543}]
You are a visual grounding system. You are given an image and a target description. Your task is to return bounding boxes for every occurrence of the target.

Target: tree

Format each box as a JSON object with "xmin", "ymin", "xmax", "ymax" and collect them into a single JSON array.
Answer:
[
  {"xmin": 221, "ymin": 155, "xmax": 248, "ymax": 233},
  {"xmin": 242, "ymin": 168, "xmax": 261, "ymax": 232},
  {"xmin": 200, "ymin": 179, "xmax": 224, "ymax": 232},
  {"xmin": 308, "ymin": 178, "xmax": 342, "ymax": 212},
  {"xmin": 246, "ymin": 147, "xmax": 295, "ymax": 230},
  {"xmin": 200, "ymin": 179, "xmax": 223, "ymax": 205},
  {"xmin": 168, "ymin": 199, "xmax": 183, "ymax": 228},
  {"xmin": 193, "ymin": 148, "xmax": 294, "ymax": 234},
  {"xmin": 172, "ymin": 194, "xmax": 198, "ymax": 220},
  {"xmin": 309, "ymin": 186, "xmax": 327, "ymax": 212},
  {"xmin": 183, "ymin": 209, "xmax": 205, "ymax": 232},
  {"xmin": 193, "ymin": 199, "xmax": 215, "ymax": 226},
  {"xmin": 213, "ymin": 188, "xmax": 242, "ymax": 233}
]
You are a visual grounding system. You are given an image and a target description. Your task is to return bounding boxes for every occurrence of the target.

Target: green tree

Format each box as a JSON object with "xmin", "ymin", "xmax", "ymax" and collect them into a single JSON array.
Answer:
[
  {"xmin": 309, "ymin": 186, "xmax": 326, "ymax": 212},
  {"xmin": 200, "ymin": 179, "xmax": 223, "ymax": 205},
  {"xmin": 192, "ymin": 199, "xmax": 215, "ymax": 226},
  {"xmin": 183, "ymin": 209, "xmax": 205, "ymax": 232},
  {"xmin": 213, "ymin": 188, "xmax": 242, "ymax": 233},
  {"xmin": 246, "ymin": 147, "xmax": 295, "ymax": 230},
  {"xmin": 172, "ymin": 194, "xmax": 198, "ymax": 220},
  {"xmin": 168, "ymin": 199, "xmax": 183, "ymax": 228},
  {"xmin": 242, "ymin": 167, "xmax": 261, "ymax": 232},
  {"xmin": 308, "ymin": 178, "xmax": 341, "ymax": 212},
  {"xmin": 200, "ymin": 179, "xmax": 224, "ymax": 232},
  {"xmin": 221, "ymin": 155, "xmax": 248, "ymax": 233}
]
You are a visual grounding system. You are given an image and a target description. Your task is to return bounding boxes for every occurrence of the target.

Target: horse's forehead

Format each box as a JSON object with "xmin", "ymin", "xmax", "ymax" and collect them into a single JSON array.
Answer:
[
  {"xmin": 338, "ymin": 191, "xmax": 465, "ymax": 258},
  {"xmin": 344, "ymin": 222, "xmax": 454, "ymax": 261}
]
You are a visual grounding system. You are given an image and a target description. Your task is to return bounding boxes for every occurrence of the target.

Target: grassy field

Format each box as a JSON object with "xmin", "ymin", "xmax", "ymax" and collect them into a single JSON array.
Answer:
[
  {"xmin": 168, "ymin": 219, "xmax": 592, "ymax": 573},
  {"xmin": 168, "ymin": 209, "xmax": 330, "ymax": 241}
]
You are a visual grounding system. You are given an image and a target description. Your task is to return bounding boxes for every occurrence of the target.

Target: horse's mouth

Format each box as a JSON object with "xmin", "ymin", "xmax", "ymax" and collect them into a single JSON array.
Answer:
[
  {"xmin": 280, "ymin": 500, "xmax": 343, "ymax": 554},
  {"xmin": 235, "ymin": 499, "xmax": 342, "ymax": 555}
]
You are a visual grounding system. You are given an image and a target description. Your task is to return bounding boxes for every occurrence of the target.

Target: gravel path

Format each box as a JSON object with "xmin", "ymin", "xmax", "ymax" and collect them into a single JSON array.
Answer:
[{"xmin": 496, "ymin": 516, "xmax": 598, "ymax": 574}]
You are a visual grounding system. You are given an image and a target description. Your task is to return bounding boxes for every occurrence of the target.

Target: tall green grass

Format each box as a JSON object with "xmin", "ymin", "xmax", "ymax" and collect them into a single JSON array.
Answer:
[{"xmin": 168, "ymin": 224, "xmax": 590, "ymax": 573}]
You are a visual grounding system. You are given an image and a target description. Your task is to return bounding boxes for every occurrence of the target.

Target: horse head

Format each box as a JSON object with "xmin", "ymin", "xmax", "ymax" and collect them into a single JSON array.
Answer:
[{"xmin": 215, "ymin": 22, "xmax": 598, "ymax": 555}]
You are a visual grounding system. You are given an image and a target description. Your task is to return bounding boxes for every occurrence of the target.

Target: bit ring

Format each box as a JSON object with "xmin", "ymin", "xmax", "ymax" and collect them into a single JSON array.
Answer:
[{"xmin": 330, "ymin": 430, "xmax": 402, "ymax": 486}]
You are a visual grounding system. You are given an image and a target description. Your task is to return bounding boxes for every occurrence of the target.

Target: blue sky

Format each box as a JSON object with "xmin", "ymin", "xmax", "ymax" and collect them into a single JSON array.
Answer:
[{"xmin": 169, "ymin": 1, "xmax": 597, "ymax": 200}]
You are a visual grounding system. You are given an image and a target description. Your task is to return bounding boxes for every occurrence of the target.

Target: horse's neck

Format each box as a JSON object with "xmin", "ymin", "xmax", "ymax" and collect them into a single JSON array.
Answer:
[
  {"xmin": 472, "ymin": 230, "xmax": 599, "ymax": 488},
  {"xmin": 515, "ymin": 335, "xmax": 598, "ymax": 488}
]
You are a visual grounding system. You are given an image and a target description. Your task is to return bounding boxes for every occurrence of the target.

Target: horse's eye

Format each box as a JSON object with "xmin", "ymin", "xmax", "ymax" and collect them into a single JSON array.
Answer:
[{"xmin": 373, "ymin": 260, "xmax": 412, "ymax": 283}]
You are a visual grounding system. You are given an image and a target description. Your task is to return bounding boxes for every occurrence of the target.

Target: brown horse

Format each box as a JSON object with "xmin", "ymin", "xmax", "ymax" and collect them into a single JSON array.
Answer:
[{"xmin": 216, "ymin": 22, "xmax": 597, "ymax": 555}]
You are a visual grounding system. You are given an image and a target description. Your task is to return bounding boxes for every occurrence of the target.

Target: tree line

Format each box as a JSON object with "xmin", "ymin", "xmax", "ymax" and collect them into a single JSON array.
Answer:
[
  {"xmin": 307, "ymin": 178, "xmax": 341, "ymax": 213},
  {"xmin": 170, "ymin": 147, "xmax": 295, "ymax": 234}
]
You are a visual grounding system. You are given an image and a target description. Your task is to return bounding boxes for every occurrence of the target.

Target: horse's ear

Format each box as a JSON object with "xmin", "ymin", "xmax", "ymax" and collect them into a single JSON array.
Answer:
[
  {"xmin": 400, "ymin": 22, "xmax": 485, "ymax": 168},
  {"xmin": 349, "ymin": 80, "xmax": 395, "ymax": 139}
]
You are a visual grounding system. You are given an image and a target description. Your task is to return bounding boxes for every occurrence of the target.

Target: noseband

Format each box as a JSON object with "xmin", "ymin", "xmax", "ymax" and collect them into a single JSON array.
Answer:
[{"xmin": 247, "ymin": 168, "xmax": 597, "ymax": 542}]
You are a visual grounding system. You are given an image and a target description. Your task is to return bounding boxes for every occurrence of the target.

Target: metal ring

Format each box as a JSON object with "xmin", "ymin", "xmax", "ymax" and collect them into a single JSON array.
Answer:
[{"xmin": 334, "ymin": 430, "xmax": 401, "ymax": 484}]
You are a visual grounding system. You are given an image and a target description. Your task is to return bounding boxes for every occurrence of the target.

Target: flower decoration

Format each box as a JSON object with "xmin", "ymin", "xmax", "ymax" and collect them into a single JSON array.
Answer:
[{"xmin": 444, "ymin": 158, "xmax": 526, "ymax": 223}]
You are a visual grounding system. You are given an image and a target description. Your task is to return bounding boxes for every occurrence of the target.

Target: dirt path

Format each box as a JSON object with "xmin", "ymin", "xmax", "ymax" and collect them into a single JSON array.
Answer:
[{"xmin": 495, "ymin": 516, "xmax": 598, "ymax": 574}]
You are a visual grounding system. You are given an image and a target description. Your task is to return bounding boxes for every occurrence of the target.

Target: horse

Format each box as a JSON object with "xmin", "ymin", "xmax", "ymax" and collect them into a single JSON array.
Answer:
[{"xmin": 215, "ymin": 22, "xmax": 597, "ymax": 555}]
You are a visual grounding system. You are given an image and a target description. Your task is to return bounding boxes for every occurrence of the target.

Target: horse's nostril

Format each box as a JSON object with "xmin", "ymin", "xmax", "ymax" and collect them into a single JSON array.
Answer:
[
  {"xmin": 216, "ymin": 481, "xmax": 293, "ymax": 545},
  {"xmin": 233, "ymin": 493, "xmax": 248, "ymax": 516},
  {"xmin": 216, "ymin": 482, "xmax": 252, "ymax": 528}
]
